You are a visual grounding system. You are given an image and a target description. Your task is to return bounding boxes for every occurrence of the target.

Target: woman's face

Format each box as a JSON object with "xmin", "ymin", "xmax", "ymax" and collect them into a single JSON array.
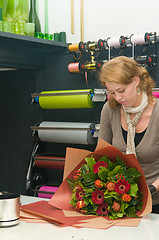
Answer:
[{"xmin": 106, "ymin": 77, "xmax": 140, "ymax": 108}]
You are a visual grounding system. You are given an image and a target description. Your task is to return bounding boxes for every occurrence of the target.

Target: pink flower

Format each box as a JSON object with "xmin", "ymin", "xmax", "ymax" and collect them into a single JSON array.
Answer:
[
  {"xmin": 92, "ymin": 189, "xmax": 104, "ymax": 204},
  {"xmin": 112, "ymin": 201, "xmax": 121, "ymax": 212},
  {"xmin": 114, "ymin": 179, "xmax": 131, "ymax": 195},
  {"xmin": 107, "ymin": 181, "xmax": 115, "ymax": 191},
  {"xmin": 96, "ymin": 203, "xmax": 109, "ymax": 215},
  {"xmin": 93, "ymin": 161, "xmax": 108, "ymax": 174},
  {"xmin": 76, "ymin": 188, "xmax": 85, "ymax": 200}
]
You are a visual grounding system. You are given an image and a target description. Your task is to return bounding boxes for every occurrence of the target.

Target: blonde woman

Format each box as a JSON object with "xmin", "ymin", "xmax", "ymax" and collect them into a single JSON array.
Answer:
[{"xmin": 98, "ymin": 56, "xmax": 159, "ymax": 213}]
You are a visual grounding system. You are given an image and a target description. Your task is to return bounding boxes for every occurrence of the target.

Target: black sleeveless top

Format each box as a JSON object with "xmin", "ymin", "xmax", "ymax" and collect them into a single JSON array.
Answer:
[{"xmin": 121, "ymin": 126, "xmax": 147, "ymax": 147}]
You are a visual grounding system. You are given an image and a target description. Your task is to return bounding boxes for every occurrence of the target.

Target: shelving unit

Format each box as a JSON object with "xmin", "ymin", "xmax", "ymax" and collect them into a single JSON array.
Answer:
[
  {"xmin": 0, "ymin": 31, "xmax": 71, "ymax": 195},
  {"xmin": 0, "ymin": 31, "xmax": 68, "ymax": 70}
]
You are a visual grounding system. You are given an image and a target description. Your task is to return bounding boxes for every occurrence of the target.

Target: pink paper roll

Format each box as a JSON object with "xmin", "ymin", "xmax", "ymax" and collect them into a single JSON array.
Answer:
[
  {"xmin": 38, "ymin": 186, "xmax": 58, "ymax": 199},
  {"xmin": 152, "ymin": 92, "xmax": 159, "ymax": 98}
]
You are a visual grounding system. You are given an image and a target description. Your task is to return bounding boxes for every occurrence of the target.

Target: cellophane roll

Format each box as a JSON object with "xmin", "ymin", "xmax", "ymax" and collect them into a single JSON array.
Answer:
[
  {"xmin": 38, "ymin": 186, "xmax": 58, "ymax": 199},
  {"xmin": 38, "ymin": 122, "xmax": 95, "ymax": 145},
  {"xmin": 39, "ymin": 89, "xmax": 95, "ymax": 109}
]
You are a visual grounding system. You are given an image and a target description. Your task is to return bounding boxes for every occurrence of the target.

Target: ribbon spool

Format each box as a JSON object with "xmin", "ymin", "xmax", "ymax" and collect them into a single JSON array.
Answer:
[
  {"xmin": 68, "ymin": 62, "xmax": 80, "ymax": 73},
  {"xmin": 87, "ymin": 39, "xmax": 105, "ymax": 51},
  {"xmin": 135, "ymin": 55, "xmax": 156, "ymax": 66},
  {"xmin": 79, "ymin": 60, "xmax": 103, "ymax": 72},
  {"xmin": 107, "ymin": 36, "xmax": 126, "ymax": 48},
  {"xmin": 68, "ymin": 43, "xmax": 79, "ymax": 52},
  {"xmin": 68, "ymin": 42, "xmax": 86, "ymax": 53},
  {"xmin": 130, "ymin": 33, "xmax": 151, "ymax": 45}
]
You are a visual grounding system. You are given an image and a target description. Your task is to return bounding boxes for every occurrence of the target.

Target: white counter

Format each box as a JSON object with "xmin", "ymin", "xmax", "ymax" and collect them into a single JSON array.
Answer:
[{"xmin": 0, "ymin": 195, "xmax": 159, "ymax": 240}]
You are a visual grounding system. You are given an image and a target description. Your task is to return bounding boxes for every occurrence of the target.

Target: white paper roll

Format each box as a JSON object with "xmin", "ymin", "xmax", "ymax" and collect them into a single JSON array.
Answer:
[
  {"xmin": 130, "ymin": 34, "xmax": 146, "ymax": 45},
  {"xmin": 38, "ymin": 122, "xmax": 95, "ymax": 145}
]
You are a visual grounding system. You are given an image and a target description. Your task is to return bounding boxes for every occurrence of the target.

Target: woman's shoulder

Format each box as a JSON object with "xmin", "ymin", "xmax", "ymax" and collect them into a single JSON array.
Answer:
[
  {"xmin": 101, "ymin": 102, "xmax": 120, "ymax": 117},
  {"xmin": 153, "ymin": 98, "xmax": 159, "ymax": 112}
]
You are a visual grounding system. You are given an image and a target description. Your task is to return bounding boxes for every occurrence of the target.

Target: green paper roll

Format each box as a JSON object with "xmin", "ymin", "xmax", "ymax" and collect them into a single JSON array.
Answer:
[{"xmin": 39, "ymin": 89, "xmax": 95, "ymax": 109}]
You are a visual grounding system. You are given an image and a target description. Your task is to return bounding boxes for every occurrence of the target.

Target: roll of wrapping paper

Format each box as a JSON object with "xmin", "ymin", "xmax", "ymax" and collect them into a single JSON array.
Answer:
[
  {"xmin": 39, "ymin": 89, "xmax": 95, "ymax": 109},
  {"xmin": 152, "ymin": 92, "xmax": 159, "ymax": 98},
  {"xmin": 38, "ymin": 186, "xmax": 58, "ymax": 199},
  {"xmin": 37, "ymin": 121, "xmax": 96, "ymax": 145},
  {"xmin": 34, "ymin": 156, "xmax": 65, "ymax": 169}
]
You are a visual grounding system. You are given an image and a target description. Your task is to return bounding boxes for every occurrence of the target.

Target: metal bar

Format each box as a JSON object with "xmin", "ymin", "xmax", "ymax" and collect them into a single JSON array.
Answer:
[
  {"xmin": 31, "ymin": 126, "xmax": 90, "ymax": 131},
  {"xmin": 31, "ymin": 90, "xmax": 91, "ymax": 98},
  {"xmin": 33, "ymin": 189, "xmax": 56, "ymax": 194},
  {"xmin": 34, "ymin": 157, "xmax": 65, "ymax": 162}
]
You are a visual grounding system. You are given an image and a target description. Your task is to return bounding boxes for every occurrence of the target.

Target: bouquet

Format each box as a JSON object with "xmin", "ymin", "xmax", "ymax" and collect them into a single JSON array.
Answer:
[
  {"xmin": 48, "ymin": 140, "xmax": 151, "ymax": 228},
  {"xmin": 67, "ymin": 154, "xmax": 143, "ymax": 219}
]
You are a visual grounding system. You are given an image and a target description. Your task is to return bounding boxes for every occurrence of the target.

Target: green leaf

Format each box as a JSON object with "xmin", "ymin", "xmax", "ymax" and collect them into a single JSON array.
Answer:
[
  {"xmin": 116, "ymin": 156, "xmax": 126, "ymax": 167},
  {"xmin": 108, "ymin": 165, "xmax": 122, "ymax": 177},
  {"xmin": 124, "ymin": 168, "xmax": 142, "ymax": 183},
  {"xmin": 66, "ymin": 178, "xmax": 76, "ymax": 189},
  {"xmin": 69, "ymin": 199, "xmax": 77, "ymax": 207},
  {"xmin": 85, "ymin": 156, "xmax": 96, "ymax": 179},
  {"xmin": 129, "ymin": 183, "xmax": 138, "ymax": 197},
  {"xmin": 84, "ymin": 196, "xmax": 91, "ymax": 205},
  {"xmin": 104, "ymin": 191, "xmax": 120, "ymax": 200},
  {"xmin": 98, "ymin": 155, "xmax": 110, "ymax": 163},
  {"xmin": 125, "ymin": 206, "xmax": 137, "ymax": 217},
  {"xmin": 98, "ymin": 167, "xmax": 108, "ymax": 181},
  {"xmin": 116, "ymin": 212, "xmax": 124, "ymax": 218},
  {"xmin": 84, "ymin": 188, "xmax": 93, "ymax": 195}
]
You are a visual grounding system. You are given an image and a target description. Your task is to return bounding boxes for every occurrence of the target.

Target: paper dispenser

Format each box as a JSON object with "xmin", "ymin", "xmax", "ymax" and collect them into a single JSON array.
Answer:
[
  {"xmin": 31, "ymin": 122, "xmax": 99, "ymax": 145},
  {"xmin": 31, "ymin": 89, "xmax": 107, "ymax": 109}
]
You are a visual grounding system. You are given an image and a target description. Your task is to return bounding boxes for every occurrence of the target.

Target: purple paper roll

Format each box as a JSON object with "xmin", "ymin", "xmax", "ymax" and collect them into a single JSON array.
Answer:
[
  {"xmin": 152, "ymin": 92, "xmax": 159, "ymax": 98},
  {"xmin": 38, "ymin": 186, "xmax": 58, "ymax": 199}
]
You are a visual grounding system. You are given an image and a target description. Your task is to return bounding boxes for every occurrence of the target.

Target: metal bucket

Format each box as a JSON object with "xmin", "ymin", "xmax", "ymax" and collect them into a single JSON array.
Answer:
[{"xmin": 0, "ymin": 193, "xmax": 20, "ymax": 227}]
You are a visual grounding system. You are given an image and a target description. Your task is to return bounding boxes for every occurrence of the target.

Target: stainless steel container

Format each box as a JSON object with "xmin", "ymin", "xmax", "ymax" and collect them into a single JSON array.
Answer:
[{"xmin": 0, "ymin": 194, "xmax": 20, "ymax": 227}]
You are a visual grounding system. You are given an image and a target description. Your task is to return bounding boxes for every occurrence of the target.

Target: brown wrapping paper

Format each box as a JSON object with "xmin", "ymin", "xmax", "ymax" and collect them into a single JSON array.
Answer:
[{"xmin": 21, "ymin": 140, "xmax": 152, "ymax": 229}]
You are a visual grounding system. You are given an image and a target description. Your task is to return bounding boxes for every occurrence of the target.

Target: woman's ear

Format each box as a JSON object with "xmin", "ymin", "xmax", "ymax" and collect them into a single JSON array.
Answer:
[{"xmin": 134, "ymin": 76, "xmax": 140, "ymax": 86}]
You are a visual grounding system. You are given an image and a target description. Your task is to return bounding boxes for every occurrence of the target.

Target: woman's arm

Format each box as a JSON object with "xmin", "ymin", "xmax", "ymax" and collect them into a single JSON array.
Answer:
[{"xmin": 149, "ymin": 179, "xmax": 159, "ymax": 195}]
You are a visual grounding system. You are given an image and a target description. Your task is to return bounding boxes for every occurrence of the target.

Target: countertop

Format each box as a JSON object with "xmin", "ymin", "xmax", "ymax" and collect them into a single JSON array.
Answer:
[{"xmin": 0, "ymin": 195, "xmax": 159, "ymax": 240}]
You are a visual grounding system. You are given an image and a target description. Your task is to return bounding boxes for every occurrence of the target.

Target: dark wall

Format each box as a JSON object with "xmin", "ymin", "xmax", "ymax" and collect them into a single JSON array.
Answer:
[{"xmin": 0, "ymin": 69, "xmax": 37, "ymax": 194}]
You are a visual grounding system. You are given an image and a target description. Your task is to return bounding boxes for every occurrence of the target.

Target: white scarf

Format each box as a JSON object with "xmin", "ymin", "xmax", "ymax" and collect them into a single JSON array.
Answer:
[{"xmin": 122, "ymin": 92, "xmax": 148, "ymax": 156}]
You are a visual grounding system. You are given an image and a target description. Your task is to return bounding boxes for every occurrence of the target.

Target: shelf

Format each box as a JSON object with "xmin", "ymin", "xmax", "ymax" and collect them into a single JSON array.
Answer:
[{"xmin": 0, "ymin": 31, "xmax": 68, "ymax": 70}]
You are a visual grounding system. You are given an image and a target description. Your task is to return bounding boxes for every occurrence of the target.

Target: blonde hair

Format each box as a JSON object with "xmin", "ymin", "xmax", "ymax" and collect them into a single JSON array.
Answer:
[{"xmin": 99, "ymin": 56, "xmax": 155, "ymax": 109}]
